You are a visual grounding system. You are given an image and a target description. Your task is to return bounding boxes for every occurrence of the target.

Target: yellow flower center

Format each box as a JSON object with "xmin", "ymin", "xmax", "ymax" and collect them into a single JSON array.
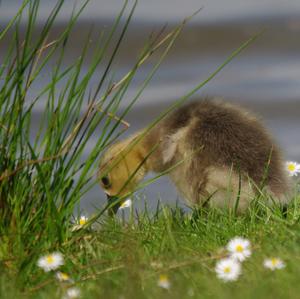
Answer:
[
  {"xmin": 159, "ymin": 274, "xmax": 168, "ymax": 282},
  {"xmin": 60, "ymin": 272, "xmax": 70, "ymax": 280},
  {"xmin": 287, "ymin": 164, "xmax": 296, "ymax": 171},
  {"xmin": 224, "ymin": 266, "xmax": 231, "ymax": 273},
  {"xmin": 271, "ymin": 258, "xmax": 278, "ymax": 266},
  {"xmin": 79, "ymin": 218, "xmax": 87, "ymax": 226},
  {"xmin": 46, "ymin": 255, "xmax": 54, "ymax": 264},
  {"xmin": 235, "ymin": 245, "xmax": 244, "ymax": 252}
]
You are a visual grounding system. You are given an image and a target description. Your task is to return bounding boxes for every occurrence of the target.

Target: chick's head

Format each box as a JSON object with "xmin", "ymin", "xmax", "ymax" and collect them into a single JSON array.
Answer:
[{"xmin": 98, "ymin": 138, "xmax": 147, "ymax": 213}]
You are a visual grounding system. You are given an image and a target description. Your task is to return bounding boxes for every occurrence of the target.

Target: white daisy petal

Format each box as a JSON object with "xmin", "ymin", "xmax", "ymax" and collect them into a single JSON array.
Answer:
[
  {"xmin": 37, "ymin": 252, "xmax": 64, "ymax": 272},
  {"xmin": 63, "ymin": 287, "xmax": 81, "ymax": 299},
  {"xmin": 227, "ymin": 237, "xmax": 252, "ymax": 262},
  {"xmin": 215, "ymin": 258, "xmax": 241, "ymax": 282},
  {"xmin": 263, "ymin": 258, "xmax": 285, "ymax": 271},
  {"xmin": 285, "ymin": 161, "xmax": 300, "ymax": 177}
]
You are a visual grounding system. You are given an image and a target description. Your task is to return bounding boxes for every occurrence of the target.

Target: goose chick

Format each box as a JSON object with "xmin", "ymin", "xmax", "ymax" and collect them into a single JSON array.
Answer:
[{"xmin": 99, "ymin": 99, "xmax": 290, "ymax": 214}]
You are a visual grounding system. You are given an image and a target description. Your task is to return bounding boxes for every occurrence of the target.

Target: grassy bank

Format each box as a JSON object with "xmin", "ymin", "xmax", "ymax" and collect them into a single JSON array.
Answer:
[{"xmin": 1, "ymin": 198, "xmax": 300, "ymax": 299}]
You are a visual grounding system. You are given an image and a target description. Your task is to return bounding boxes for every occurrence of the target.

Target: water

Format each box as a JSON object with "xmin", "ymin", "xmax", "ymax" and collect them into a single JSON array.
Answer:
[{"xmin": 0, "ymin": 0, "xmax": 300, "ymax": 213}]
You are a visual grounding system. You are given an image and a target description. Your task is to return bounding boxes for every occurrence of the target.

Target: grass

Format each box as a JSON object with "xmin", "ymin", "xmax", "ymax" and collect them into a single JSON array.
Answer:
[
  {"xmin": 0, "ymin": 0, "xmax": 299, "ymax": 298},
  {"xmin": 2, "ymin": 199, "xmax": 300, "ymax": 299}
]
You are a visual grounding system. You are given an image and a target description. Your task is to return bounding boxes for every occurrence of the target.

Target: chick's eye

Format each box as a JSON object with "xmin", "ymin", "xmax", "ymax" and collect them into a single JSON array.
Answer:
[{"xmin": 101, "ymin": 176, "xmax": 111, "ymax": 188}]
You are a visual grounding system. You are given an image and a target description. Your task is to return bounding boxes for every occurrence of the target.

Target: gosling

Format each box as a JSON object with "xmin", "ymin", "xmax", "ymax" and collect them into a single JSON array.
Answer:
[{"xmin": 98, "ymin": 98, "xmax": 290, "ymax": 214}]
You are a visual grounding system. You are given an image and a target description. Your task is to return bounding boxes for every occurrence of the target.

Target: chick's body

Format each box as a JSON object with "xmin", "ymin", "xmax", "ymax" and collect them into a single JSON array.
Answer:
[{"xmin": 100, "ymin": 99, "xmax": 290, "ymax": 212}]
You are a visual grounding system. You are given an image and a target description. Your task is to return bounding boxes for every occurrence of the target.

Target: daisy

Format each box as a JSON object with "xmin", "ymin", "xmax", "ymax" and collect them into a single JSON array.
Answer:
[
  {"xmin": 63, "ymin": 287, "xmax": 81, "ymax": 299},
  {"xmin": 78, "ymin": 215, "xmax": 88, "ymax": 226},
  {"xmin": 227, "ymin": 237, "xmax": 251, "ymax": 262},
  {"xmin": 263, "ymin": 257, "xmax": 285, "ymax": 271},
  {"xmin": 285, "ymin": 161, "xmax": 300, "ymax": 177},
  {"xmin": 55, "ymin": 271, "xmax": 73, "ymax": 283},
  {"xmin": 71, "ymin": 215, "xmax": 89, "ymax": 231},
  {"xmin": 215, "ymin": 258, "xmax": 241, "ymax": 282},
  {"xmin": 119, "ymin": 199, "xmax": 132, "ymax": 209},
  {"xmin": 37, "ymin": 252, "xmax": 64, "ymax": 272},
  {"xmin": 157, "ymin": 274, "xmax": 171, "ymax": 290}
]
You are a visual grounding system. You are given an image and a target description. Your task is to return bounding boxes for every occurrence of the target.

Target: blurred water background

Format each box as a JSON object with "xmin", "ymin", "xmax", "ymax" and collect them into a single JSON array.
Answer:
[{"xmin": 1, "ymin": 0, "xmax": 300, "ymax": 213}]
